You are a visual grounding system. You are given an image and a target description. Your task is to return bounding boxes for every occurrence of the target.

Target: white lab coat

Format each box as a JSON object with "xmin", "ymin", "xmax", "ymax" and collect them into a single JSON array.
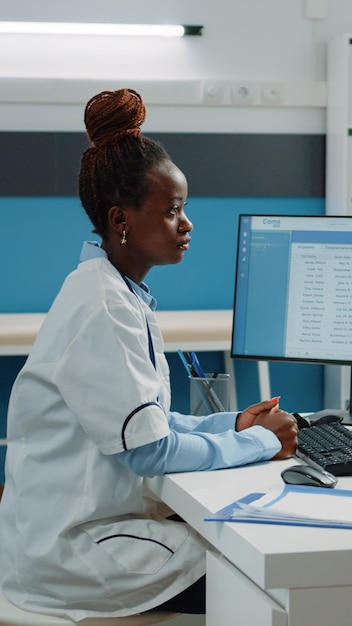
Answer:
[{"xmin": 0, "ymin": 257, "xmax": 206, "ymax": 620}]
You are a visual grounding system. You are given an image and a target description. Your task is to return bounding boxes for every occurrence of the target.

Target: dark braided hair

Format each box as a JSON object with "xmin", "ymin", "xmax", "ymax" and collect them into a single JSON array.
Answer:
[{"xmin": 79, "ymin": 88, "xmax": 171, "ymax": 237}]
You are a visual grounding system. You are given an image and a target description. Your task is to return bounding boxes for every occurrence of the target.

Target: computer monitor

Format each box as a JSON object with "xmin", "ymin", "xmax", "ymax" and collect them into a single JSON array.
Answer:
[{"xmin": 231, "ymin": 214, "xmax": 352, "ymax": 416}]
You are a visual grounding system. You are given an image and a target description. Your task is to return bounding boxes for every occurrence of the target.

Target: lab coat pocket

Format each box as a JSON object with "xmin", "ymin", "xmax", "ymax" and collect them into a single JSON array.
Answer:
[{"xmin": 80, "ymin": 517, "xmax": 188, "ymax": 575}]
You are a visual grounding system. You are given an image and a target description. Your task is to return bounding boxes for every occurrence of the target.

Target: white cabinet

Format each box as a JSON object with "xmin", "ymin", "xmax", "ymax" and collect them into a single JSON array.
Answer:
[{"xmin": 206, "ymin": 551, "xmax": 287, "ymax": 626}]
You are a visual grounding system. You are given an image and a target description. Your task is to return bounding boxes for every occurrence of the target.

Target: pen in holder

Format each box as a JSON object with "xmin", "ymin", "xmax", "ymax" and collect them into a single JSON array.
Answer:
[{"xmin": 189, "ymin": 373, "xmax": 230, "ymax": 416}]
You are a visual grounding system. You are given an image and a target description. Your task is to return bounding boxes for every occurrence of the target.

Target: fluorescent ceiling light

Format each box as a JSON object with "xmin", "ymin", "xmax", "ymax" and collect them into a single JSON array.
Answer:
[{"xmin": 0, "ymin": 21, "xmax": 203, "ymax": 37}]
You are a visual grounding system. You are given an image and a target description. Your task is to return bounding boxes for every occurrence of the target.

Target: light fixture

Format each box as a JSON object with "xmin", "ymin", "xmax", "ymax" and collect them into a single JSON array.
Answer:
[{"xmin": 0, "ymin": 21, "xmax": 203, "ymax": 38}]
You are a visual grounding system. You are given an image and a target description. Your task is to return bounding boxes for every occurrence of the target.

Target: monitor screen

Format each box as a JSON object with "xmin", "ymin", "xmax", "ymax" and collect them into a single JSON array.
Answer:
[{"xmin": 231, "ymin": 214, "xmax": 352, "ymax": 365}]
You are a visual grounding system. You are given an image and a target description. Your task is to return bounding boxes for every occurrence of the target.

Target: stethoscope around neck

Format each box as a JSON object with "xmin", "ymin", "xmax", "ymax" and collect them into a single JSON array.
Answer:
[{"xmin": 118, "ymin": 269, "xmax": 156, "ymax": 370}]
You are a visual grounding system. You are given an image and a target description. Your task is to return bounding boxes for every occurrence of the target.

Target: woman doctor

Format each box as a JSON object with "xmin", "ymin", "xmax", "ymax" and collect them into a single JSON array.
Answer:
[{"xmin": 0, "ymin": 88, "xmax": 298, "ymax": 620}]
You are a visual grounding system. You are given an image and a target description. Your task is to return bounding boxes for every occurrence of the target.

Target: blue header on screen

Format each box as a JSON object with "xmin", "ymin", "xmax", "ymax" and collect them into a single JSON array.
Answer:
[{"xmin": 231, "ymin": 214, "xmax": 352, "ymax": 365}]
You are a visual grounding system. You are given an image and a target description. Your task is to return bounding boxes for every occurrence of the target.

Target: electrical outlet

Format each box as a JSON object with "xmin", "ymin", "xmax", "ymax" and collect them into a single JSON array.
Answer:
[
  {"xmin": 231, "ymin": 81, "xmax": 256, "ymax": 105},
  {"xmin": 305, "ymin": 0, "xmax": 328, "ymax": 19},
  {"xmin": 260, "ymin": 82, "xmax": 286, "ymax": 106},
  {"xmin": 201, "ymin": 81, "xmax": 225, "ymax": 104}
]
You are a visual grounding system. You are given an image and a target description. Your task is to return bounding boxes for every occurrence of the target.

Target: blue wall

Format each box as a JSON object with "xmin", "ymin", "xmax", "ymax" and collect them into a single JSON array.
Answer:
[{"xmin": 0, "ymin": 195, "xmax": 324, "ymax": 312}]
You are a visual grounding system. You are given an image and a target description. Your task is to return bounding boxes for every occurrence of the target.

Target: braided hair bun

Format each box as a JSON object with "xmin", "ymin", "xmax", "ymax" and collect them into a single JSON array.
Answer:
[
  {"xmin": 79, "ymin": 86, "xmax": 171, "ymax": 237},
  {"xmin": 84, "ymin": 88, "xmax": 146, "ymax": 148}
]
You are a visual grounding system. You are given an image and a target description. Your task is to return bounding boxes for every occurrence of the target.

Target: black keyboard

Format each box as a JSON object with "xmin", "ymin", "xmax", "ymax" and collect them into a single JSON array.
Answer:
[{"xmin": 297, "ymin": 422, "xmax": 352, "ymax": 476}]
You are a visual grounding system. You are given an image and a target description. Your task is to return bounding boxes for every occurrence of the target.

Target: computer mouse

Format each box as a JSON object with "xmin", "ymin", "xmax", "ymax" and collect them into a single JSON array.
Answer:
[{"xmin": 281, "ymin": 464, "xmax": 338, "ymax": 488}]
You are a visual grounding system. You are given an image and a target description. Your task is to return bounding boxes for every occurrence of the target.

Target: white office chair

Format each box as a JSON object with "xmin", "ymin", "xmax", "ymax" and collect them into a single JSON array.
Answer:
[{"xmin": 0, "ymin": 587, "xmax": 179, "ymax": 626}]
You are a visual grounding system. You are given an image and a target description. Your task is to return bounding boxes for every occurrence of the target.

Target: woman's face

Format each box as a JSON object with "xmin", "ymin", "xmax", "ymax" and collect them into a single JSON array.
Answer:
[{"xmin": 121, "ymin": 160, "xmax": 193, "ymax": 281}]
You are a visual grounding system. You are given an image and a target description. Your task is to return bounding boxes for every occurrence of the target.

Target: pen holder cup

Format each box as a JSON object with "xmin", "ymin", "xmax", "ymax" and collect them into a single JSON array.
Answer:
[{"xmin": 189, "ymin": 373, "xmax": 230, "ymax": 416}]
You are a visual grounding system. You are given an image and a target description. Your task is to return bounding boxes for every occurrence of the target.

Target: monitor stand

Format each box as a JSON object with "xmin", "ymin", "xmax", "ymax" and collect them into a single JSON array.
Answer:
[{"xmin": 308, "ymin": 365, "xmax": 352, "ymax": 425}]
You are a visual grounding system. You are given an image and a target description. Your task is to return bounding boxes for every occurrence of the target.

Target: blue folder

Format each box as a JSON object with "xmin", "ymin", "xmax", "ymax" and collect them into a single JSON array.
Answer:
[{"xmin": 204, "ymin": 484, "xmax": 352, "ymax": 529}]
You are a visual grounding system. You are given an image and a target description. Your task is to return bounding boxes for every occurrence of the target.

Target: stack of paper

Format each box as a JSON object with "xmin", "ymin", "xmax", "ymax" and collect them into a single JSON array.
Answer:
[{"xmin": 205, "ymin": 484, "xmax": 352, "ymax": 529}]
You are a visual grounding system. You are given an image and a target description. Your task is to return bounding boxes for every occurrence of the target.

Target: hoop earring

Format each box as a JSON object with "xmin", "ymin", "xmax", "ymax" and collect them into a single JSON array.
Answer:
[{"xmin": 121, "ymin": 228, "xmax": 127, "ymax": 245}]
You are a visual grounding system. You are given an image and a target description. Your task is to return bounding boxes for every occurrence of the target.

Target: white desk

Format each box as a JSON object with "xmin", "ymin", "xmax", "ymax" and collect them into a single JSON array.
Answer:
[
  {"xmin": 145, "ymin": 460, "xmax": 352, "ymax": 626},
  {"xmin": 0, "ymin": 310, "xmax": 238, "ymax": 411}
]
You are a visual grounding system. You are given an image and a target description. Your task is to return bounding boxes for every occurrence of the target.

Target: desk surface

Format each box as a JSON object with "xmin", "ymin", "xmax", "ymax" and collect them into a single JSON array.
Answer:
[
  {"xmin": 0, "ymin": 310, "xmax": 232, "ymax": 354},
  {"xmin": 145, "ymin": 458, "xmax": 352, "ymax": 592}
]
